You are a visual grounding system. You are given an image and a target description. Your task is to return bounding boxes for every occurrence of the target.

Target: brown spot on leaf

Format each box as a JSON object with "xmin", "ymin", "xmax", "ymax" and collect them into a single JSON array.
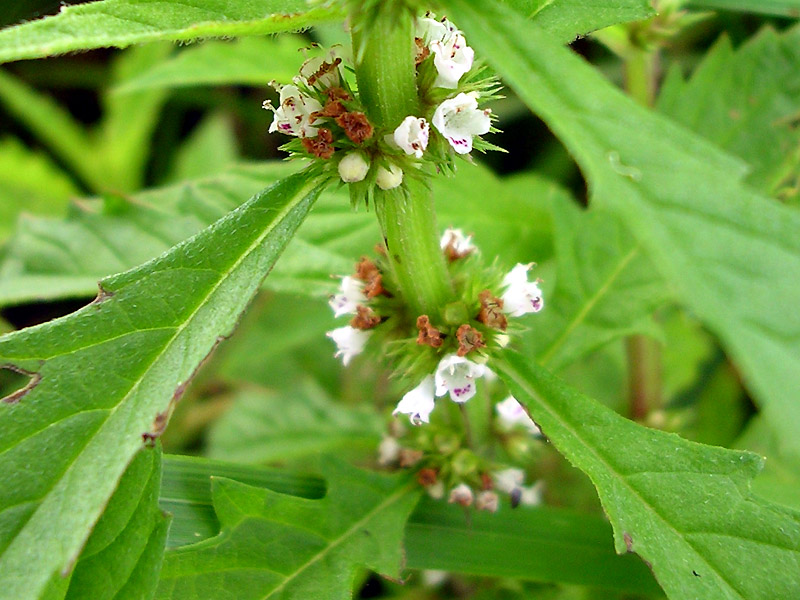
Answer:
[
  {"xmin": 1, "ymin": 365, "xmax": 42, "ymax": 404},
  {"xmin": 456, "ymin": 324, "xmax": 485, "ymax": 357},
  {"xmin": 416, "ymin": 315, "xmax": 443, "ymax": 348},
  {"xmin": 336, "ymin": 111, "xmax": 374, "ymax": 144},
  {"xmin": 478, "ymin": 290, "xmax": 507, "ymax": 330},
  {"xmin": 624, "ymin": 532, "xmax": 634, "ymax": 553},
  {"xmin": 301, "ymin": 127, "xmax": 335, "ymax": 159}
]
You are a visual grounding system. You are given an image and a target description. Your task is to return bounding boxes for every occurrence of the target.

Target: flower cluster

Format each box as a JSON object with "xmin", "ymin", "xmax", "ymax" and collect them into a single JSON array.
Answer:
[{"xmin": 264, "ymin": 14, "xmax": 499, "ymax": 200}]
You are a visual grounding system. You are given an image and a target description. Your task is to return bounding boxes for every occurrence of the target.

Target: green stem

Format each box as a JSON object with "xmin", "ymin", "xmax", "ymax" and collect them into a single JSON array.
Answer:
[
  {"xmin": 351, "ymin": 3, "xmax": 454, "ymax": 319},
  {"xmin": 624, "ymin": 43, "xmax": 662, "ymax": 417}
]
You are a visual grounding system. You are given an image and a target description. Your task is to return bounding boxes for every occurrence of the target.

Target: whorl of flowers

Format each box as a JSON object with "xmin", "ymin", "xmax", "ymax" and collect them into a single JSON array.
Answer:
[{"xmin": 263, "ymin": 14, "xmax": 500, "ymax": 203}]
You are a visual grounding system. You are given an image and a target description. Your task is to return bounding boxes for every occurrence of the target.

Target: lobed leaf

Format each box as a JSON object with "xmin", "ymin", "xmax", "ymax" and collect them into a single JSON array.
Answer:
[
  {"xmin": 498, "ymin": 352, "xmax": 800, "ymax": 600},
  {"xmin": 155, "ymin": 460, "xmax": 421, "ymax": 600},
  {"xmin": 0, "ymin": 170, "xmax": 324, "ymax": 600},
  {"xmin": 445, "ymin": 0, "xmax": 800, "ymax": 461},
  {"xmin": 0, "ymin": 0, "xmax": 345, "ymax": 65},
  {"xmin": 159, "ymin": 455, "xmax": 661, "ymax": 595},
  {"xmin": 658, "ymin": 26, "xmax": 800, "ymax": 198}
]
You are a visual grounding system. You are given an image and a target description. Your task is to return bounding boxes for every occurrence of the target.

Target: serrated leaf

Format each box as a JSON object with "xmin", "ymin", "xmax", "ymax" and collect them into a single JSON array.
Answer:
[
  {"xmin": 504, "ymin": 0, "xmax": 654, "ymax": 42},
  {"xmin": 0, "ymin": 170, "xmax": 323, "ymax": 600},
  {"xmin": 0, "ymin": 0, "xmax": 346, "ymax": 65},
  {"xmin": 523, "ymin": 197, "xmax": 668, "ymax": 371},
  {"xmin": 158, "ymin": 455, "xmax": 661, "ymax": 595},
  {"xmin": 498, "ymin": 352, "xmax": 800, "ymax": 600},
  {"xmin": 114, "ymin": 36, "xmax": 305, "ymax": 94},
  {"xmin": 61, "ymin": 446, "xmax": 169, "ymax": 600},
  {"xmin": 657, "ymin": 27, "xmax": 800, "ymax": 198},
  {"xmin": 687, "ymin": 0, "xmax": 800, "ymax": 17},
  {"xmin": 444, "ymin": 0, "xmax": 800, "ymax": 461},
  {"xmin": 207, "ymin": 385, "xmax": 382, "ymax": 464},
  {"xmin": 155, "ymin": 460, "xmax": 420, "ymax": 600}
]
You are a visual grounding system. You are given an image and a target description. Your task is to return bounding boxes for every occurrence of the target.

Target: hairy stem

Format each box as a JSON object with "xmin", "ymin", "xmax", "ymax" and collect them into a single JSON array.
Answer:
[{"xmin": 351, "ymin": 3, "xmax": 454, "ymax": 319}]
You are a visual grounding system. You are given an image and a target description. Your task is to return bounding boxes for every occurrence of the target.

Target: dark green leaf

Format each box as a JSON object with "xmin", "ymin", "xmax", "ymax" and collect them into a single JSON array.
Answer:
[
  {"xmin": 0, "ymin": 0, "xmax": 345, "ymax": 65},
  {"xmin": 155, "ymin": 461, "xmax": 420, "ymax": 600},
  {"xmin": 498, "ymin": 352, "xmax": 800, "ymax": 600},
  {"xmin": 687, "ymin": 0, "xmax": 800, "ymax": 17},
  {"xmin": 0, "ymin": 170, "xmax": 323, "ymax": 600}
]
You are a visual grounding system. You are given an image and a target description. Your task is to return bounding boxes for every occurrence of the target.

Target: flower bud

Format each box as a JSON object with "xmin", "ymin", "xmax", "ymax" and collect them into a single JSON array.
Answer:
[
  {"xmin": 338, "ymin": 152, "xmax": 370, "ymax": 183},
  {"xmin": 476, "ymin": 490, "xmax": 499, "ymax": 513},
  {"xmin": 448, "ymin": 483, "xmax": 474, "ymax": 507},
  {"xmin": 375, "ymin": 163, "xmax": 403, "ymax": 190}
]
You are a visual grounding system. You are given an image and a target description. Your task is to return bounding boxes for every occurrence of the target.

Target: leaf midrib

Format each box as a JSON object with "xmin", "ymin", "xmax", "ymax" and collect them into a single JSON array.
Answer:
[{"xmin": 261, "ymin": 483, "xmax": 415, "ymax": 600}]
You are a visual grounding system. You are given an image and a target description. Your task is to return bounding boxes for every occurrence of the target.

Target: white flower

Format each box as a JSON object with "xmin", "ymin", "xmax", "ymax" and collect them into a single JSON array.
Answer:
[
  {"xmin": 338, "ymin": 152, "xmax": 370, "ymax": 183},
  {"xmin": 431, "ymin": 33, "xmax": 474, "ymax": 88},
  {"xmin": 434, "ymin": 353, "xmax": 487, "ymax": 403},
  {"xmin": 298, "ymin": 49, "xmax": 341, "ymax": 89},
  {"xmin": 448, "ymin": 483, "xmax": 474, "ymax": 506},
  {"xmin": 416, "ymin": 16, "xmax": 459, "ymax": 46},
  {"xmin": 426, "ymin": 480, "xmax": 445, "ymax": 500},
  {"xmin": 265, "ymin": 84, "xmax": 322, "ymax": 138},
  {"xmin": 501, "ymin": 263, "xmax": 544, "ymax": 317},
  {"xmin": 393, "ymin": 375, "xmax": 435, "ymax": 425},
  {"xmin": 376, "ymin": 163, "xmax": 404, "ymax": 190},
  {"xmin": 328, "ymin": 276, "xmax": 366, "ymax": 317},
  {"xmin": 432, "ymin": 93, "xmax": 491, "ymax": 154},
  {"xmin": 495, "ymin": 395, "xmax": 541, "ymax": 435},
  {"xmin": 476, "ymin": 490, "xmax": 499, "ymax": 513},
  {"xmin": 440, "ymin": 228, "xmax": 475, "ymax": 254},
  {"xmin": 326, "ymin": 326, "xmax": 370, "ymax": 366},
  {"xmin": 393, "ymin": 116, "xmax": 430, "ymax": 158},
  {"xmin": 493, "ymin": 468, "xmax": 543, "ymax": 507}
]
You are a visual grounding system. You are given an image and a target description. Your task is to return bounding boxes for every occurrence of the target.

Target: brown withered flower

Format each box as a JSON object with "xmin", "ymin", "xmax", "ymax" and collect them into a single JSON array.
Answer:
[
  {"xmin": 301, "ymin": 127, "xmax": 335, "ymax": 159},
  {"xmin": 478, "ymin": 289, "xmax": 508, "ymax": 330},
  {"xmin": 350, "ymin": 305, "xmax": 381, "ymax": 330},
  {"xmin": 417, "ymin": 315, "xmax": 444, "ymax": 348},
  {"xmin": 306, "ymin": 57, "xmax": 343, "ymax": 87},
  {"xmin": 417, "ymin": 467, "xmax": 439, "ymax": 487},
  {"xmin": 336, "ymin": 111, "xmax": 374, "ymax": 144},
  {"xmin": 414, "ymin": 37, "xmax": 430, "ymax": 66},
  {"xmin": 456, "ymin": 324, "xmax": 486, "ymax": 357},
  {"xmin": 354, "ymin": 257, "xmax": 386, "ymax": 298}
]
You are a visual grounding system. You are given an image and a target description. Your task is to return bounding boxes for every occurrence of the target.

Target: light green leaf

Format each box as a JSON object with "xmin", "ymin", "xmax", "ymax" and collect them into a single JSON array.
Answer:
[
  {"xmin": 61, "ymin": 446, "xmax": 169, "ymax": 600},
  {"xmin": 159, "ymin": 455, "xmax": 661, "ymax": 595},
  {"xmin": 687, "ymin": 0, "xmax": 800, "ymax": 17},
  {"xmin": 165, "ymin": 112, "xmax": 239, "ymax": 184},
  {"xmin": 0, "ymin": 170, "xmax": 323, "ymax": 600},
  {"xmin": 504, "ymin": 0, "xmax": 654, "ymax": 42},
  {"xmin": 657, "ymin": 27, "xmax": 800, "ymax": 198},
  {"xmin": 0, "ymin": 137, "xmax": 79, "ymax": 240},
  {"xmin": 0, "ymin": 160, "xmax": 551, "ymax": 308},
  {"xmin": 498, "ymin": 352, "xmax": 800, "ymax": 600},
  {"xmin": 523, "ymin": 197, "xmax": 668, "ymax": 371},
  {"xmin": 155, "ymin": 461, "xmax": 420, "ymax": 600},
  {"xmin": 0, "ymin": 0, "xmax": 345, "ymax": 65},
  {"xmin": 206, "ymin": 384, "xmax": 382, "ymax": 464},
  {"xmin": 115, "ymin": 36, "xmax": 305, "ymax": 94},
  {"xmin": 445, "ymin": 0, "xmax": 800, "ymax": 460}
]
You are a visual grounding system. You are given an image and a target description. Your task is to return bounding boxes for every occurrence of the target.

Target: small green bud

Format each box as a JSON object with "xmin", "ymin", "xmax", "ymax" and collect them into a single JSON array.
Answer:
[
  {"xmin": 443, "ymin": 301, "xmax": 470, "ymax": 326},
  {"xmin": 375, "ymin": 163, "xmax": 403, "ymax": 190}
]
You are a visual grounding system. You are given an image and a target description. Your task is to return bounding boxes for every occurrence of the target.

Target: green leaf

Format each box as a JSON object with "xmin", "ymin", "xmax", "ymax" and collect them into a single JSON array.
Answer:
[
  {"xmin": 0, "ymin": 170, "xmax": 323, "ymax": 600},
  {"xmin": 155, "ymin": 460, "xmax": 421, "ymax": 600},
  {"xmin": 523, "ymin": 197, "xmax": 668, "ymax": 371},
  {"xmin": 505, "ymin": 0, "xmax": 655, "ymax": 43},
  {"xmin": 114, "ymin": 36, "xmax": 305, "ymax": 94},
  {"xmin": 497, "ymin": 352, "xmax": 800, "ymax": 600},
  {"xmin": 0, "ymin": 160, "xmax": 550, "ymax": 308},
  {"xmin": 657, "ymin": 27, "xmax": 800, "ymax": 198},
  {"xmin": 0, "ymin": 137, "xmax": 79, "ymax": 240},
  {"xmin": 444, "ymin": 0, "xmax": 800, "ymax": 460},
  {"xmin": 165, "ymin": 112, "xmax": 239, "ymax": 184},
  {"xmin": 206, "ymin": 384, "xmax": 382, "ymax": 464},
  {"xmin": 0, "ymin": 0, "xmax": 346, "ymax": 65},
  {"xmin": 687, "ymin": 0, "xmax": 800, "ymax": 17},
  {"xmin": 159, "ymin": 455, "xmax": 661, "ymax": 596},
  {"xmin": 61, "ymin": 446, "xmax": 169, "ymax": 600}
]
